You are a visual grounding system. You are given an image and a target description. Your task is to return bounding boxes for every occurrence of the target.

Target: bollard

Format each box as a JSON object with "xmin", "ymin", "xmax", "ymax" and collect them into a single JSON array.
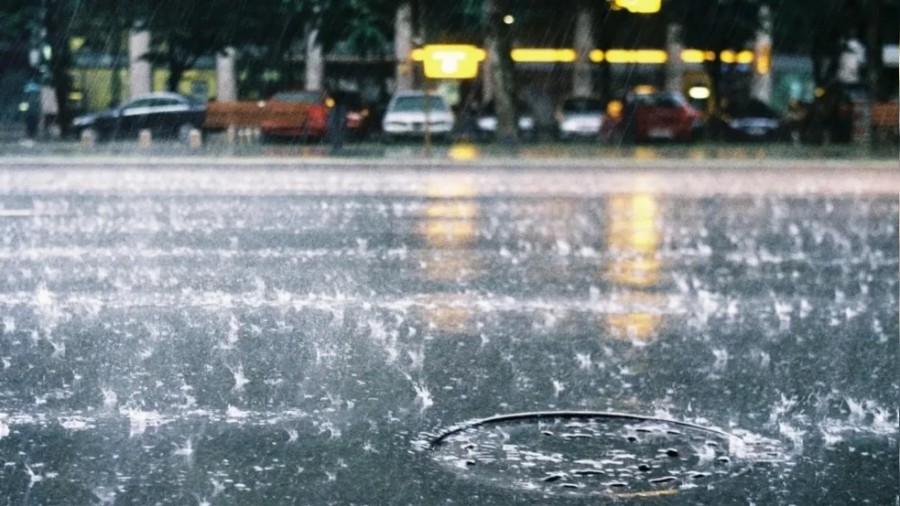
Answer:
[
  {"xmin": 138, "ymin": 129, "xmax": 152, "ymax": 148},
  {"xmin": 188, "ymin": 128, "xmax": 202, "ymax": 149},
  {"xmin": 80, "ymin": 129, "xmax": 95, "ymax": 149},
  {"xmin": 225, "ymin": 125, "xmax": 236, "ymax": 144}
]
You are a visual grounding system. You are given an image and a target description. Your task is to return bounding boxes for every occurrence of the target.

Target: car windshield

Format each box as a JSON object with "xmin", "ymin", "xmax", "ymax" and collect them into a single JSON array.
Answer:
[
  {"xmin": 391, "ymin": 95, "xmax": 448, "ymax": 112},
  {"xmin": 562, "ymin": 98, "xmax": 603, "ymax": 113},
  {"xmin": 270, "ymin": 91, "xmax": 323, "ymax": 104}
]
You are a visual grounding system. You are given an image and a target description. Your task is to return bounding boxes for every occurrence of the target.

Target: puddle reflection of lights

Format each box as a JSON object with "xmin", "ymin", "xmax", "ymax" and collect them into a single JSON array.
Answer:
[
  {"xmin": 603, "ymin": 194, "xmax": 664, "ymax": 340},
  {"xmin": 604, "ymin": 292, "xmax": 667, "ymax": 341},
  {"xmin": 448, "ymin": 143, "xmax": 480, "ymax": 161},
  {"xmin": 417, "ymin": 293, "xmax": 475, "ymax": 333}
]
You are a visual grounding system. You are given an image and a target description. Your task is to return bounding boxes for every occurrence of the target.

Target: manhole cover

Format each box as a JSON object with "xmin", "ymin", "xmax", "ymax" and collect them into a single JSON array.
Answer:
[{"xmin": 422, "ymin": 411, "xmax": 785, "ymax": 498}]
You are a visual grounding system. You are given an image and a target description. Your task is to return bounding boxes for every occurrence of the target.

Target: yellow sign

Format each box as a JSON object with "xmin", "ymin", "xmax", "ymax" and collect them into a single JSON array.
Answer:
[
  {"xmin": 413, "ymin": 45, "xmax": 486, "ymax": 79},
  {"xmin": 613, "ymin": 0, "xmax": 661, "ymax": 13}
]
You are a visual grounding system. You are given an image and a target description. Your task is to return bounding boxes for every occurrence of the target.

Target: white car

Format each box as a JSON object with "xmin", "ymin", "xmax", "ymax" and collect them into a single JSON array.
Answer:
[
  {"xmin": 382, "ymin": 91, "xmax": 455, "ymax": 141},
  {"xmin": 557, "ymin": 96, "xmax": 605, "ymax": 140}
]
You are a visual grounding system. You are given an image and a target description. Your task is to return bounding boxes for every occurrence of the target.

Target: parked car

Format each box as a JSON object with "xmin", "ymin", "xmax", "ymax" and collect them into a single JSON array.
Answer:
[
  {"xmin": 557, "ymin": 96, "xmax": 605, "ymax": 140},
  {"xmin": 72, "ymin": 92, "xmax": 206, "ymax": 141},
  {"xmin": 711, "ymin": 99, "xmax": 786, "ymax": 142},
  {"xmin": 381, "ymin": 91, "xmax": 455, "ymax": 142},
  {"xmin": 259, "ymin": 90, "xmax": 332, "ymax": 140},
  {"xmin": 475, "ymin": 100, "xmax": 536, "ymax": 141},
  {"xmin": 602, "ymin": 91, "xmax": 704, "ymax": 142}
]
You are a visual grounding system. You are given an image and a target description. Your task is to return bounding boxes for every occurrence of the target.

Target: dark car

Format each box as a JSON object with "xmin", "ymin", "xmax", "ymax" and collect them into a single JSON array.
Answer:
[
  {"xmin": 712, "ymin": 99, "xmax": 785, "ymax": 142},
  {"xmin": 475, "ymin": 100, "xmax": 536, "ymax": 141},
  {"xmin": 331, "ymin": 90, "xmax": 372, "ymax": 140},
  {"xmin": 72, "ymin": 92, "xmax": 206, "ymax": 141}
]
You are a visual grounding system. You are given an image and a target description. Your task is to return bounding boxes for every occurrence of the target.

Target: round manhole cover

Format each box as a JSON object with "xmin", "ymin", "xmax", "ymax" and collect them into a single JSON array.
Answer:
[{"xmin": 422, "ymin": 411, "xmax": 786, "ymax": 498}]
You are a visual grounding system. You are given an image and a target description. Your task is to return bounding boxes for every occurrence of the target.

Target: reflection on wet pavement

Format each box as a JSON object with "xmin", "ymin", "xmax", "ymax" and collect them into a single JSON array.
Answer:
[{"xmin": 0, "ymin": 166, "xmax": 896, "ymax": 504}]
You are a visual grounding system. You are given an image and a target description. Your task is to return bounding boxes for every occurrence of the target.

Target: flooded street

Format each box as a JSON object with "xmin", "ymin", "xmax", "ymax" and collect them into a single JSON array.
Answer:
[{"xmin": 0, "ymin": 161, "xmax": 897, "ymax": 504}]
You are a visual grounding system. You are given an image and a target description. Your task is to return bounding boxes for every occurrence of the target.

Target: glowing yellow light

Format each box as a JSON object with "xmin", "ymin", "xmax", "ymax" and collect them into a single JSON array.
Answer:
[
  {"xmin": 511, "ymin": 48, "xmax": 577, "ymax": 63},
  {"xmin": 755, "ymin": 44, "xmax": 771, "ymax": 74},
  {"xmin": 613, "ymin": 0, "xmax": 661, "ymax": 14},
  {"xmin": 411, "ymin": 48, "xmax": 425, "ymax": 61},
  {"xmin": 605, "ymin": 50, "xmax": 668, "ymax": 64},
  {"xmin": 680, "ymin": 49, "xmax": 706, "ymax": 63},
  {"xmin": 68, "ymin": 91, "xmax": 83, "ymax": 101},
  {"xmin": 417, "ymin": 45, "xmax": 486, "ymax": 79},
  {"xmin": 705, "ymin": 51, "xmax": 716, "ymax": 61},
  {"xmin": 720, "ymin": 50, "xmax": 736, "ymax": 64},
  {"xmin": 503, "ymin": 14, "xmax": 515, "ymax": 24},
  {"xmin": 325, "ymin": 97, "xmax": 335, "ymax": 107},
  {"xmin": 607, "ymin": 99, "xmax": 623, "ymax": 117},
  {"xmin": 633, "ymin": 85, "xmax": 657, "ymax": 95},
  {"xmin": 448, "ymin": 143, "xmax": 479, "ymax": 161},
  {"xmin": 69, "ymin": 37, "xmax": 85, "ymax": 52},
  {"xmin": 18, "ymin": 102, "xmax": 29, "ymax": 112},
  {"xmin": 815, "ymin": 87, "xmax": 825, "ymax": 98},
  {"xmin": 589, "ymin": 49, "xmax": 604, "ymax": 62},
  {"xmin": 736, "ymin": 50, "xmax": 754, "ymax": 64},
  {"xmin": 688, "ymin": 86, "xmax": 710, "ymax": 100}
]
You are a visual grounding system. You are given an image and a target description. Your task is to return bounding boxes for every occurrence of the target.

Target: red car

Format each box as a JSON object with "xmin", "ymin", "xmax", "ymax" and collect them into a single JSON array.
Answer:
[
  {"xmin": 602, "ymin": 91, "xmax": 704, "ymax": 142},
  {"xmin": 259, "ymin": 90, "xmax": 332, "ymax": 140},
  {"xmin": 259, "ymin": 90, "xmax": 371, "ymax": 141}
]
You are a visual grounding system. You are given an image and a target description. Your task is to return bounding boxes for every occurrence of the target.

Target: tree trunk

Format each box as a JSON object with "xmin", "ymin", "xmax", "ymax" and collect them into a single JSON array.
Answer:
[
  {"xmin": 484, "ymin": 0, "xmax": 516, "ymax": 144},
  {"xmin": 394, "ymin": 1, "xmax": 414, "ymax": 91},
  {"xmin": 44, "ymin": 0, "xmax": 73, "ymax": 136},
  {"xmin": 305, "ymin": 24, "xmax": 324, "ymax": 92},
  {"xmin": 573, "ymin": 1, "xmax": 594, "ymax": 97}
]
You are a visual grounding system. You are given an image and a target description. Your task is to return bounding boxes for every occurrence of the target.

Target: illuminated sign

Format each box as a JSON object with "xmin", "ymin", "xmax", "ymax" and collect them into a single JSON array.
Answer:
[
  {"xmin": 612, "ymin": 0, "xmax": 661, "ymax": 14},
  {"xmin": 412, "ymin": 45, "xmax": 486, "ymax": 79}
]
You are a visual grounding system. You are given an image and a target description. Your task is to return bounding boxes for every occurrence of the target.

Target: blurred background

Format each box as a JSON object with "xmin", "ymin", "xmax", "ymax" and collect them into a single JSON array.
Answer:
[{"xmin": 0, "ymin": 0, "xmax": 896, "ymax": 147}]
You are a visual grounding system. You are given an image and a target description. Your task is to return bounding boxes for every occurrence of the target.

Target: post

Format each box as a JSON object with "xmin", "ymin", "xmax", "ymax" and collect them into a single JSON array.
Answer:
[
  {"xmin": 128, "ymin": 30, "xmax": 152, "ymax": 98},
  {"xmin": 424, "ymin": 91, "xmax": 432, "ymax": 158},
  {"xmin": 573, "ymin": 2, "xmax": 594, "ymax": 97},
  {"xmin": 666, "ymin": 23, "xmax": 684, "ymax": 93},
  {"xmin": 751, "ymin": 6, "xmax": 773, "ymax": 104},
  {"xmin": 395, "ymin": 2, "xmax": 414, "ymax": 92},
  {"xmin": 305, "ymin": 27, "xmax": 324, "ymax": 92},
  {"xmin": 216, "ymin": 47, "xmax": 237, "ymax": 102}
]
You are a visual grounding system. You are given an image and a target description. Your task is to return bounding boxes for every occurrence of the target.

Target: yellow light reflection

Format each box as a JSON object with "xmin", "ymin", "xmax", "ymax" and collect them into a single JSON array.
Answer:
[
  {"xmin": 448, "ymin": 143, "xmax": 479, "ymax": 161},
  {"xmin": 511, "ymin": 48, "xmax": 577, "ymax": 63},
  {"xmin": 605, "ymin": 194, "xmax": 661, "ymax": 289},
  {"xmin": 720, "ymin": 50, "xmax": 736, "ymax": 64},
  {"xmin": 416, "ymin": 293, "xmax": 475, "ymax": 334},
  {"xmin": 419, "ymin": 178, "xmax": 480, "ymax": 281},
  {"xmin": 604, "ymin": 292, "xmax": 667, "ymax": 341}
]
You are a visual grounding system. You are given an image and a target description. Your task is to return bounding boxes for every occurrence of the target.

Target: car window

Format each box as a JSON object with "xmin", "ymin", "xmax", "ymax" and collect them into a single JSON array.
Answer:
[
  {"xmin": 562, "ymin": 98, "xmax": 603, "ymax": 113},
  {"xmin": 153, "ymin": 97, "xmax": 183, "ymax": 107},
  {"xmin": 124, "ymin": 98, "xmax": 155, "ymax": 109},
  {"xmin": 390, "ymin": 96, "xmax": 448, "ymax": 113}
]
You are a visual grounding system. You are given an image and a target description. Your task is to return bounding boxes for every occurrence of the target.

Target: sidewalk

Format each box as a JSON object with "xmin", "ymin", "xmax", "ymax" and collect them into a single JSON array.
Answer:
[{"xmin": 1, "ymin": 136, "xmax": 897, "ymax": 164}]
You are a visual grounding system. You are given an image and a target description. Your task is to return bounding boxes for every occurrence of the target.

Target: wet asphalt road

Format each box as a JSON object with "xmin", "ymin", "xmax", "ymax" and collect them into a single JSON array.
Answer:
[{"xmin": 0, "ymin": 160, "xmax": 897, "ymax": 505}]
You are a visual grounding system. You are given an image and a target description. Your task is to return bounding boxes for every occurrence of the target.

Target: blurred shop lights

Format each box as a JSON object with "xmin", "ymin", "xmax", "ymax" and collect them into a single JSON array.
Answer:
[
  {"xmin": 412, "ymin": 46, "xmax": 763, "ymax": 68},
  {"xmin": 412, "ymin": 45, "xmax": 486, "ymax": 79}
]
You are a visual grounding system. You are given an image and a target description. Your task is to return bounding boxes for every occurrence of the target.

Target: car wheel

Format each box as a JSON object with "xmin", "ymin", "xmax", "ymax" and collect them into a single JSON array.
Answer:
[{"xmin": 79, "ymin": 127, "xmax": 101, "ymax": 144}]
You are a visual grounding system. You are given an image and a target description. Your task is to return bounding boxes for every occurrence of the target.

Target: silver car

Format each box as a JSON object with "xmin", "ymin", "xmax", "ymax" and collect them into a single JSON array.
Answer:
[
  {"xmin": 381, "ymin": 91, "xmax": 455, "ymax": 141},
  {"xmin": 557, "ymin": 96, "xmax": 605, "ymax": 140}
]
